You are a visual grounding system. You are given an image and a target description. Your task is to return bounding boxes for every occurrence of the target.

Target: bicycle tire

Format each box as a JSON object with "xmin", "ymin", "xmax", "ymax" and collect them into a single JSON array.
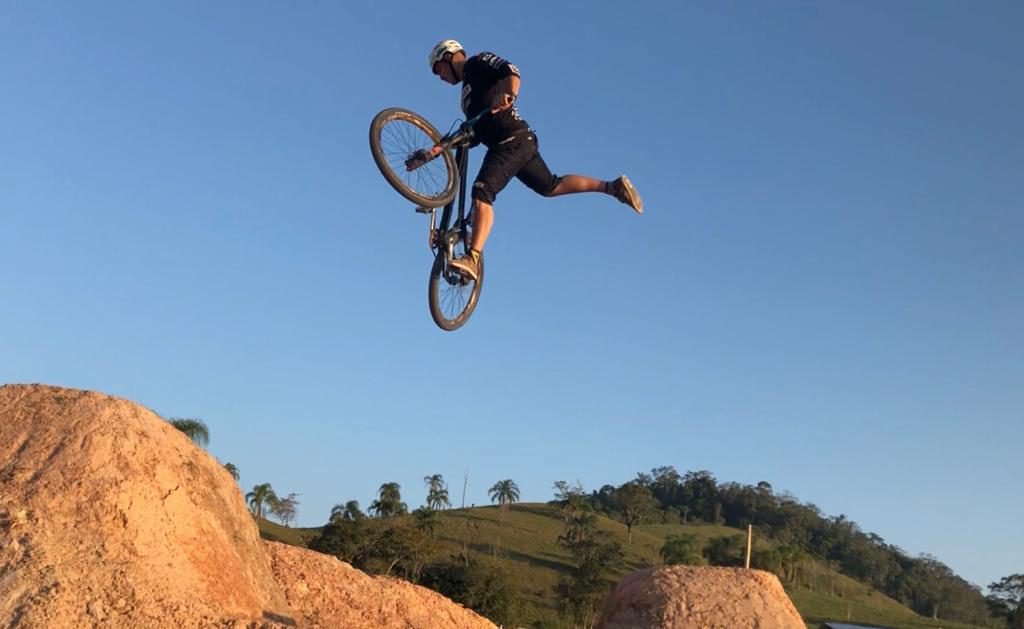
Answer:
[
  {"xmin": 428, "ymin": 247, "xmax": 484, "ymax": 331},
  {"xmin": 369, "ymin": 108, "xmax": 458, "ymax": 208}
]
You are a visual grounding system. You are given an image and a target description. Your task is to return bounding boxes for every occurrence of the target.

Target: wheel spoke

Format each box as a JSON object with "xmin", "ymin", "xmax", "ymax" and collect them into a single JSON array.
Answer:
[
  {"xmin": 375, "ymin": 115, "xmax": 452, "ymax": 203},
  {"xmin": 438, "ymin": 269, "xmax": 474, "ymax": 321}
]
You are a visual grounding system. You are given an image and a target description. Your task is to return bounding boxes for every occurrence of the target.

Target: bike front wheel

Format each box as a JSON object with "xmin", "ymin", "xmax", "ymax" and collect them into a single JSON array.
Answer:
[
  {"xmin": 369, "ymin": 108, "xmax": 458, "ymax": 208},
  {"xmin": 428, "ymin": 246, "xmax": 484, "ymax": 332}
]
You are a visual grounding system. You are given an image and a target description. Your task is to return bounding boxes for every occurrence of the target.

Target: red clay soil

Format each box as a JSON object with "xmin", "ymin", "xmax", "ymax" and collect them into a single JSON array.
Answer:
[
  {"xmin": 0, "ymin": 384, "xmax": 495, "ymax": 629},
  {"xmin": 597, "ymin": 565, "xmax": 805, "ymax": 629}
]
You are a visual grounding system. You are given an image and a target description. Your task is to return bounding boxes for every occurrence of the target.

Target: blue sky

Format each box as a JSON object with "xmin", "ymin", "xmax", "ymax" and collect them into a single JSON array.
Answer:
[{"xmin": 1, "ymin": 1, "xmax": 1020, "ymax": 592}]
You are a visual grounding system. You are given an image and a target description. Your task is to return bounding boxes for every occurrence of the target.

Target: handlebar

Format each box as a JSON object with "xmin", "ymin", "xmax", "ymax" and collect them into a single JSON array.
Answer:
[
  {"xmin": 439, "ymin": 110, "xmax": 486, "ymax": 147},
  {"xmin": 405, "ymin": 111, "xmax": 488, "ymax": 172}
]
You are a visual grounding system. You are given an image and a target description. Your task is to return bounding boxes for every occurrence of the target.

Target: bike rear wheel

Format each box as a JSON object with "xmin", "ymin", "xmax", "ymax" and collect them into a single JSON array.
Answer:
[
  {"xmin": 369, "ymin": 108, "xmax": 458, "ymax": 208},
  {"xmin": 428, "ymin": 240, "xmax": 484, "ymax": 331}
]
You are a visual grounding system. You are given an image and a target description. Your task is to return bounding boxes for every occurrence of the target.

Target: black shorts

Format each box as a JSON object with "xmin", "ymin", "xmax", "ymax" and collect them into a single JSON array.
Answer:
[{"xmin": 472, "ymin": 133, "xmax": 559, "ymax": 204}]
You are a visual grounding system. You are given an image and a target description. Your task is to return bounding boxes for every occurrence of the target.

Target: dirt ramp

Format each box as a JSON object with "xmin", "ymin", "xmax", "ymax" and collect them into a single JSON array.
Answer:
[
  {"xmin": 597, "ymin": 566, "xmax": 804, "ymax": 629},
  {"xmin": 265, "ymin": 541, "xmax": 497, "ymax": 629},
  {"xmin": 0, "ymin": 384, "xmax": 293, "ymax": 628}
]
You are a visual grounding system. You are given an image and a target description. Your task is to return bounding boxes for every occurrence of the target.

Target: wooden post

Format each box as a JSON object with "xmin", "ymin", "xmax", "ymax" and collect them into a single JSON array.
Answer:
[{"xmin": 745, "ymin": 524, "xmax": 753, "ymax": 569}]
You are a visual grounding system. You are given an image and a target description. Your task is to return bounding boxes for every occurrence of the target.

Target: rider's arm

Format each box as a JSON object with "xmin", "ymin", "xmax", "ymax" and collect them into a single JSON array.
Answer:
[
  {"xmin": 479, "ymin": 52, "xmax": 521, "ymax": 113},
  {"xmin": 490, "ymin": 74, "xmax": 520, "ymax": 112}
]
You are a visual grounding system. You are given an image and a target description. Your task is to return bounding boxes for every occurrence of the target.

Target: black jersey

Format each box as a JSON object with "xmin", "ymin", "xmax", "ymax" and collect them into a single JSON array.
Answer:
[{"xmin": 460, "ymin": 52, "xmax": 530, "ymax": 148}]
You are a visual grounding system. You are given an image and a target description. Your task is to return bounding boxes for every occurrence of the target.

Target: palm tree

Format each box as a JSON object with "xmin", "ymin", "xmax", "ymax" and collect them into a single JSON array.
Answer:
[
  {"xmin": 246, "ymin": 483, "xmax": 277, "ymax": 521},
  {"xmin": 488, "ymin": 479, "xmax": 520, "ymax": 521},
  {"xmin": 424, "ymin": 474, "xmax": 445, "ymax": 494},
  {"xmin": 424, "ymin": 474, "xmax": 450, "ymax": 510},
  {"xmin": 413, "ymin": 506, "xmax": 440, "ymax": 538},
  {"xmin": 223, "ymin": 462, "xmax": 240, "ymax": 481},
  {"xmin": 168, "ymin": 417, "xmax": 209, "ymax": 447},
  {"xmin": 560, "ymin": 510, "xmax": 598, "ymax": 548},
  {"xmin": 329, "ymin": 500, "xmax": 365, "ymax": 524},
  {"xmin": 776, "ymin": 545, "xmax": 807, "ymax": 584},
  {"xmin": 369, "ymin": 482, "xmax": 407, "ymax": 518},
  {"xmin": 561, "ymin": 492, "xmax": 593, "ymax": 522}
]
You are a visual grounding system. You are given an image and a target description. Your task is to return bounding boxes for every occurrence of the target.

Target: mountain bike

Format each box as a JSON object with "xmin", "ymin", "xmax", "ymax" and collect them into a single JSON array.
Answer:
[{"xmin": 369, "ymin": 108, "xmax": 485, "ymax": 331}]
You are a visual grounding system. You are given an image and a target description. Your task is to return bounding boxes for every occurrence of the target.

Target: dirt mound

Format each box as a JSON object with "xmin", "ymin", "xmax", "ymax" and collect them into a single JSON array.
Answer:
[
  {"xmin": 0, "ymin": 384, "xmax": 495, "ymax": 628},
  {"xmin": 265, "ymin": 541, "xmax": 496, "ymax": 629},
  {"xmin": 596, "ymin": 566, "xmax": 804, "ymax": 629},
  {"xmin": 0, "ymin": 384, "xmax": 294, "ymax": 627}
]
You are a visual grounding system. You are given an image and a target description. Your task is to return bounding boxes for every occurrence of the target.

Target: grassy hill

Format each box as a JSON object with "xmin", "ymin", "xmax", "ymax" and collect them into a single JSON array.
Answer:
[
  {"xmin": 786, "ymin": 568, "xmax": 982, "ymax": 629},
  {"xmin": 258, "ymin": 517, "xmax": 319, "ymax": 547},
  {"xmin": 257, "ymin": 504, "xmax": 987, "ymax": 629}
]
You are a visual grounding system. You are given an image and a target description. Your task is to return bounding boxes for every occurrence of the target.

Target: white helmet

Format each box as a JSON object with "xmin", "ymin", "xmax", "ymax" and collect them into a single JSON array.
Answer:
[{"xmin": 429, "ymin": 39, "xmax": 464, "ymax": 71}]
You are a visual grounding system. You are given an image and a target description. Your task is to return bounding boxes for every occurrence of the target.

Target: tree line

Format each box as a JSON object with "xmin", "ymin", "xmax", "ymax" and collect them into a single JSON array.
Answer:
[
  {"xmin": 166, "ymin": 417, "xmax": 1020, "ymax": 628},
  {"xmin": 307, "ymin": 475, "xmax": 523, "ymax": 625},
  {"xmin": 306, "ymin": 475, "xmax": 626, "ymax": 628},
  {"xmin": 586, "ymin": 466, "xmax": 1017, "ymax": 627}
]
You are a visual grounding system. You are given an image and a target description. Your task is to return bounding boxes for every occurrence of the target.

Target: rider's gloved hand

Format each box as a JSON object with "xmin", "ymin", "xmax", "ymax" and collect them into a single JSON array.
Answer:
[{"xmin": 405, "ymin": 145, "xmax": 444, "ymax": 172}]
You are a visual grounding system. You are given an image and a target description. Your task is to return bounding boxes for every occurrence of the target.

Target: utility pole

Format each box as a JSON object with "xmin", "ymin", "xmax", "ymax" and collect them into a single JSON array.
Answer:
[
  {"xmin": 462, "ymin": 470, "xmax": 469, "ymax": 509},
  {"xmin": 745, "ymin": 524, "xmax": 753, "ymax": 569}
]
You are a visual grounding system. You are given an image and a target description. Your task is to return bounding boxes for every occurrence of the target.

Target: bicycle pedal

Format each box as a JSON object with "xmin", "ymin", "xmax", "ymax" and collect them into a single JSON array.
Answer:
[{"xmin": 415, "ymin": 206, "xmax": 432, "ymax": 214}]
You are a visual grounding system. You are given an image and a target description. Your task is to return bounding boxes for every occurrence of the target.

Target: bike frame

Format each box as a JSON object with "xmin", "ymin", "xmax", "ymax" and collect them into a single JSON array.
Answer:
[
  {"xmin": 421, "ymin": 115, "xmax": 481, "ymax": 262},
  {"xmin": 432, "ymin": 145, "xmax": 470, "ymax": 256},
  {"xmin": 385, "ymin": 109, "xmax": 486, "ymax": 330}
]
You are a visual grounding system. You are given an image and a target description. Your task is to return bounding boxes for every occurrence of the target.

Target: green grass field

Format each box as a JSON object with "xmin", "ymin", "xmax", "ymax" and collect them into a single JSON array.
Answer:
[
  {"xmin": 257, "ymin": 504, "xmax": 987, "ymax": 629},
  {"xmin": 786, "ymin": 574, "xmax": 983, "ymax": 629},
  {"xmin": 258, "ymin": 517, "xmax": 320, "ymax": 547}
]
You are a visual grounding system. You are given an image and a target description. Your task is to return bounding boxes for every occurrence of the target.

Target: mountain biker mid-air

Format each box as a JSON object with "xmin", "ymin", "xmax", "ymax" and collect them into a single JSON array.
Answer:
[{"xmin": 428, "ymin": 39, "xmax": 643, "ymax": 281}]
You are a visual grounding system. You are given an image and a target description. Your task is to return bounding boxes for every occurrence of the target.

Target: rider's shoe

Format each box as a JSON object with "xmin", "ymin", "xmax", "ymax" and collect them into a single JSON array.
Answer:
[
  {"xmin": 448, "ymin": 252, "xmax": 480, "ymax": 281},
  {"xmin": 610, "ymin": 175, "xmax": 643, "ymax": 214}
]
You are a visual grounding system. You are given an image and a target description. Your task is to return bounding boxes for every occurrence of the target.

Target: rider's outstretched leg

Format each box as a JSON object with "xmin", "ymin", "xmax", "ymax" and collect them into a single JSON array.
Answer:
[{"xmin": 548, "ymin": 174, "xmax": 643, "ymax": 213}]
